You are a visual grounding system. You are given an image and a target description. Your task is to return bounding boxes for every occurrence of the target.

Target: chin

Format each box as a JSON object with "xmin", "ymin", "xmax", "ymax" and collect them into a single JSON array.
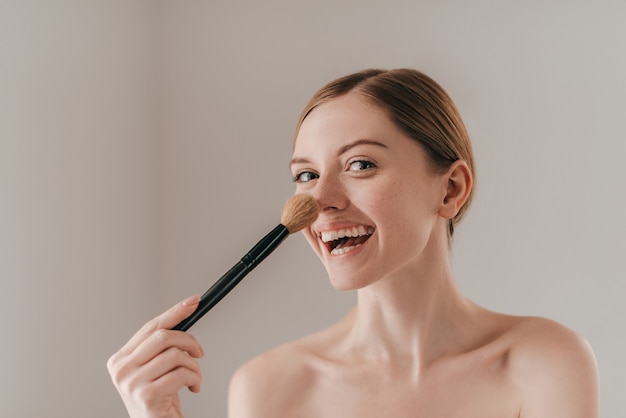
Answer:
[{"xmin": 326, "ymin": 270, "xmax": 374, "ymax": 292}]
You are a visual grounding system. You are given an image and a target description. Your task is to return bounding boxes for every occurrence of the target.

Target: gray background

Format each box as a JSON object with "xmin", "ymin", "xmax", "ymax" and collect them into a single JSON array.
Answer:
[{"xmin": 1, "ymin": 1, "xmax": 624, "ymax": 417}]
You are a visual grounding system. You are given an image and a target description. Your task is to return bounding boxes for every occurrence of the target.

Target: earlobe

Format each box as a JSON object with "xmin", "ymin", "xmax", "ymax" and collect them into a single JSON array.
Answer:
[{"xmin": 439, "ymin": 161, "xmax": 472, "ymax": 219}]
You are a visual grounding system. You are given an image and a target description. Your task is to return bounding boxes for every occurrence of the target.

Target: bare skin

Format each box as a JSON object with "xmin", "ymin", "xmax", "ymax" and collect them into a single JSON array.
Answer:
[{"xmin": 228, "ymin": 299, "xmax": 597, "ymax": 417}]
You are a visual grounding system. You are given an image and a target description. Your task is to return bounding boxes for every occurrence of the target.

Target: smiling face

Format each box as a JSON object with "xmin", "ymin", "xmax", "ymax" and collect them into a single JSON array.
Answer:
[{"xmin": 290, "ymin": 93, "xmax": 452, "ymax": 291}]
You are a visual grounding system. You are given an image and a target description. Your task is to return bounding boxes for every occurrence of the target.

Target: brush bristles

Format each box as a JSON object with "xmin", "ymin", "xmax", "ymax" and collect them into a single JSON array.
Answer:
[{"xmin": 281, "ymin": 194, "xmax": 319, "ymax": 233}]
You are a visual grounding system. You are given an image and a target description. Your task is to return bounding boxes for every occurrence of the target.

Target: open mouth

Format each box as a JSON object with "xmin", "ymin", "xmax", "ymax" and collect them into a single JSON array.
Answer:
[{"xmin": 321, "ymin": 225, "xmax": 375, "ymax": 255}]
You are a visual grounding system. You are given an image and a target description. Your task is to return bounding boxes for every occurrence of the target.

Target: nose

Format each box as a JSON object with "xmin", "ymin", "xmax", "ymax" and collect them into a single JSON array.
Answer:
[{"xmin": 311, "ymin": 174, "xmax": 349, "ymax": 212}]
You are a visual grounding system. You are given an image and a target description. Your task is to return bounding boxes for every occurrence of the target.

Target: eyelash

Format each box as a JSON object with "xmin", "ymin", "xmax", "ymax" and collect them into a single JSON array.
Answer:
[
  {"xmin": 292, "ymin": 171, "xmax": 319, "ymax": 183},
  {"xmin": 292, "ymin": 160, "xmax": 377, "ymax": 183},
  {"xmin": 348, "ymin": 160, "xmax": 376, "ymax": 172}
]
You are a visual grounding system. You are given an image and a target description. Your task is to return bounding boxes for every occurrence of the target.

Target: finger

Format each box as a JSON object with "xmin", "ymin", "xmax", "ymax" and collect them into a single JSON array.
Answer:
[
  {"xmin": 133, "ymin": 328, "xmax": 204, "ymax": 367},
  {"xmin": 110, "ymin": 330, "xmax": 204, "ymax": 388},
  {"xmin": 145, "ymin": 346, "xmax": 203, "ymax": 388},
  {"xmin": 119, "ymin": 295, "xmax": 200, "ymax": 356},
  {"xmin": 118, "ymin": 345, "xmax": 203, "ymax": 395},
  {"xmin": 150, "ymin": 364, "xmax": 203, "ymax": 396},
  {"xmin": 122, "ymin": 362, "xmax": 202, "ymax": 408}
]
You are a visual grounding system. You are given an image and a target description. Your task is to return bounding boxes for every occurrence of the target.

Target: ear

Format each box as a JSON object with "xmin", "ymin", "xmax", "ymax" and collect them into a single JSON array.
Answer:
[{"xmin": 438, "ymin": 160, "xmax": 473, "ymax": 220}]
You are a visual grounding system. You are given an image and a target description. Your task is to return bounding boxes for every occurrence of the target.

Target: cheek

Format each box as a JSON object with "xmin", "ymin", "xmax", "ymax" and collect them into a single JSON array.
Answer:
[
  {"xmin": 379, "ymin": 182, "xmax": 438, "ymax": 236},
  {"xmin": 302, "ymin": 228, "xmax": 322, "ymax": 258},
  {"xmin": 368, "ymin": 178, "xmax": 418, "ymax": 216}
]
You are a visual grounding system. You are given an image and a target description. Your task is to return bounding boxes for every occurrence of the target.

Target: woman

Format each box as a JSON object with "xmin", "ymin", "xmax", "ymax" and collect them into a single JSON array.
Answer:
[{"xmin": 108, "ymin": 69, "xmax": 599, "ymax": 417}]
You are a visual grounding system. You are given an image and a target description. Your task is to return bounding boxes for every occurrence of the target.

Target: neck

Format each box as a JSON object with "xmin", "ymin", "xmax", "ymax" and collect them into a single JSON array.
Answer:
[{"xmin": 343, "ymin": 244, "xmax": 480, "ymax": 369}]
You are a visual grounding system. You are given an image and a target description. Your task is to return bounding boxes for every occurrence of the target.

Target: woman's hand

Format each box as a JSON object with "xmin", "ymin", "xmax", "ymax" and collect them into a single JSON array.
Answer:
[{"xmin": 107, "ymin": 295, "xmax": 204, "ymax": 418}]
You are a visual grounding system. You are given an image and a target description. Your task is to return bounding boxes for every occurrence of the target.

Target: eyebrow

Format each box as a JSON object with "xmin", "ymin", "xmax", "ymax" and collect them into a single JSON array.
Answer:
[{"xmin": 289, "ymin": 139, "xmax": 388, "ymax": 168}]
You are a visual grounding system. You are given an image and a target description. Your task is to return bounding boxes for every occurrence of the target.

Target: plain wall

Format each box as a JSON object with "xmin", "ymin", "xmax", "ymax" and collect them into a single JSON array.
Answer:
[
  {"xmin": 0, "ymin": 1, "xmax": 158, "ymax": 417},
  {"xmin": 1, "ymin": 1, "xmax": 624, "ymax": 417}
]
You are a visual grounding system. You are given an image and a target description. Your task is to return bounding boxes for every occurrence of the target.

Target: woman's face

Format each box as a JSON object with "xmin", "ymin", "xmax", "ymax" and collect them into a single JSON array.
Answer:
[{"xmin": 290, "ymin": 93, "xmax": 449, "ymax": 290}]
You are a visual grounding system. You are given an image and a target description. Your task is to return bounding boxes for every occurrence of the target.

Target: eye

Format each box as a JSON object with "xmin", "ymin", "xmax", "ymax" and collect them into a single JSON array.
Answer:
[
  {"xmin": 292, "ymin": 170, "xmax": 319, "ymax": 183},
  {"xmin": 348, "ymin": 160, "xmax": 376, "ymax": 172}
]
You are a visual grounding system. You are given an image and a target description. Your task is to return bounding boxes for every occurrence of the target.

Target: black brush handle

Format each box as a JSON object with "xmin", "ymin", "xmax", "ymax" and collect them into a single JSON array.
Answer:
[{"xmin": 172, "ymin": 224, "xmax": 289, "ymax": 331}]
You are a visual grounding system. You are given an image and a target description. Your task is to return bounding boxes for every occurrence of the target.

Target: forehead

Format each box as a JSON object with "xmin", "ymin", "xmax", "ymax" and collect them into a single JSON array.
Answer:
[{"xmin": 293, "ymin": 93, "xmax": 400, "ymax": 153}]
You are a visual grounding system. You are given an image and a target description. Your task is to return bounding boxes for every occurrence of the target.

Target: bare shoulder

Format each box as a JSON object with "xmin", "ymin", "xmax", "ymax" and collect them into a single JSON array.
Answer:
[
  {"xmin": 507, "ymin": 316, "xmax": 597, "ymax": 377},
  {"xmin": 228, "ymin": 333, "xmax": 325, "ymax": 418},
  {"xmin": 506, "ymin": 316, "xmax": 599, "ymax": 418},
  {"xmin": 228, "ymin": 312, "xmax": 353, "ymax": 417}
]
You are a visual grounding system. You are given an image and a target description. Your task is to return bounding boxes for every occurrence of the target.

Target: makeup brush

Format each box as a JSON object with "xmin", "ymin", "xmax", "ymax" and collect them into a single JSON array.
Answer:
[{"xmin": 172, "ymin": 193, "xmax": 319, "ymax": 331}]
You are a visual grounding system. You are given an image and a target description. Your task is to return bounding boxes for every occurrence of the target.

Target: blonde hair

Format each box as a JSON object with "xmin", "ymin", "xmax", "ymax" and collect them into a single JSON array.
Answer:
[{"xmin": 294, "ymin": 68, "xmax": 475, "ymax": 239}]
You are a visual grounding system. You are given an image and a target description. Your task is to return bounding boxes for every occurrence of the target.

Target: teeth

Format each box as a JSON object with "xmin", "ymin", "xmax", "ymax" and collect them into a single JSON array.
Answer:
[
  {"xmin": 322, "ymin": 230, "xmax": 338, "ymax": 242},
  {"xmin": 331, "ymin": 243, "xmax": 362, "ymax": 255},
  {"xmin": 321, "ymin": 226, "xmax": 374, "ymax": 242}
]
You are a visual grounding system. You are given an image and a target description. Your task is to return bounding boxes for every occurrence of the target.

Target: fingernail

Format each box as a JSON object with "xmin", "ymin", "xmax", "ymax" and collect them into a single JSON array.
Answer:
[{"xmin": 182, "ymin": 294, "xmax": 200, "ymax": 306}]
